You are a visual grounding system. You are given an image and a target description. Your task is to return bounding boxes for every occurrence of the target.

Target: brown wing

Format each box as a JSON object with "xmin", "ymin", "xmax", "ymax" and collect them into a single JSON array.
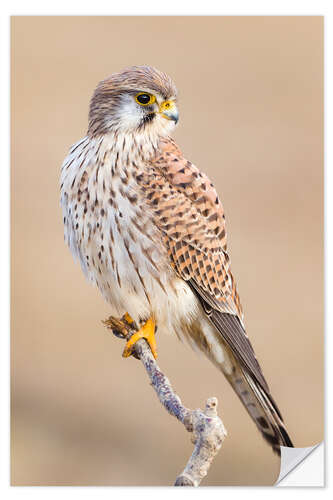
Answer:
[
  {"xmin": 138, "ymin": 136, "xmax": 269, "ymax": 392},
  {"xmin": 147, "ymin": 136, "xmax": 243, "ymax": 318}
]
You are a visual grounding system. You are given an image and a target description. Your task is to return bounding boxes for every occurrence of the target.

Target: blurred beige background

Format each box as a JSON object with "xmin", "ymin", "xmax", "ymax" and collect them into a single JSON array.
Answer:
[{"xmin": 11, "ymin": 16, "xmax": 323, "ymax": 486}]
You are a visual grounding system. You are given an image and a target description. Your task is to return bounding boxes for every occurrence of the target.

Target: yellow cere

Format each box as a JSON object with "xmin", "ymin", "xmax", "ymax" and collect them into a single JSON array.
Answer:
[
  {"xmin": 159, "ymin": 100, "xmax": 173, "ymax": 112},
  {"xmin": 135, "ymin": 92, "xmax": 156, "ymax": 106}
]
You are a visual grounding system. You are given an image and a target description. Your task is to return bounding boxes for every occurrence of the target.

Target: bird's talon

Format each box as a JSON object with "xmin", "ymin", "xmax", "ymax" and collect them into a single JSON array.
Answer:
[
  {"xmin": 123, "ymin": 312, "xmax": 134, "ymax": 325},
  {"xmin": 112, "ymin": 328, "xmax": 127, "ymax": 340},
  {"xmin": 103, "ymin": 315, "xmax": 129, "ymax": 339},
  {"xmin": 103, "ymin": 314, "xmax": 157, "ymax": 359},
  {"xmin": 122, "ymin": 317, "xmax": 157, "ymax": 359}
]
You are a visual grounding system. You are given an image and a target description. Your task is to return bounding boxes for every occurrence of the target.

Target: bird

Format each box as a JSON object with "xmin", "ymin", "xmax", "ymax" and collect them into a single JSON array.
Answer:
[{"xmin": 60, "ymin": 65, "xmax": 293, "ymax": 455}]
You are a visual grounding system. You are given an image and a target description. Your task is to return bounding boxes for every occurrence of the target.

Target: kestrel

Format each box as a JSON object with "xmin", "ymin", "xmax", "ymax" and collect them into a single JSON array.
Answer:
[{"xmin": 60, "ymin": 66, "xmax": 293, "ymax": 454}]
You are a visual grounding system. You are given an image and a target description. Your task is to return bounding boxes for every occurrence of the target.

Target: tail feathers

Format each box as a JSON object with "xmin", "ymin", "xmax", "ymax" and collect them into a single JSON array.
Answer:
[{"xmin": 226, "ymin": 365, "xmax": 293, "ymax": 455}]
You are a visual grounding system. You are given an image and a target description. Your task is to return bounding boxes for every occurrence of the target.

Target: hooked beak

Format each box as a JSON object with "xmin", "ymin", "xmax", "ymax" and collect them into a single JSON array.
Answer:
[{"xmin": 159, "ymin": 100, "xmax": 179, "ymax": 124}]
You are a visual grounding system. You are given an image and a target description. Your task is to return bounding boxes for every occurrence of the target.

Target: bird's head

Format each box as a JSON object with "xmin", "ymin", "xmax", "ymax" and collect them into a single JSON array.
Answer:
[{"xmin": 88, "ymin": 66, "xmax": 178, "ymax": 138}]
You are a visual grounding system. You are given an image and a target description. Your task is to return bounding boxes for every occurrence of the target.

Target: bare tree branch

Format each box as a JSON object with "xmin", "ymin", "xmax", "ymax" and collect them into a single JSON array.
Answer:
[{"xmin": 103, "ymin": 316, "xmax": 227, "ymax": 487}]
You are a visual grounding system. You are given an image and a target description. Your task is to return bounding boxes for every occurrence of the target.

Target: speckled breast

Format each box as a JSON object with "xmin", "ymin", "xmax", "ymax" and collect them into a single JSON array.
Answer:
[{"xmin": 60, "ymin": 135, "xmax": 175, "ymax": 322}]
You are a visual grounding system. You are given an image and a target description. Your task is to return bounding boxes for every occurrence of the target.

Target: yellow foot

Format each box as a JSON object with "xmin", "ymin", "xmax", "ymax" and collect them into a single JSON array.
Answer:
[
  {"xmin": 122, "ymin": 317, "xmax": 157, "ymax": 359},
  {"xmin": 123, "ymin": 312, "xmax": 134, "ymax": 326}
]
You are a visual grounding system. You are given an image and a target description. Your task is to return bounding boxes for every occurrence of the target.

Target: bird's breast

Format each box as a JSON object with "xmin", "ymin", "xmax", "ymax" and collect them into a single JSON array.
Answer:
[{"xmin": 62, "ymin": 147, "xmax": 176, "ymax": 322}]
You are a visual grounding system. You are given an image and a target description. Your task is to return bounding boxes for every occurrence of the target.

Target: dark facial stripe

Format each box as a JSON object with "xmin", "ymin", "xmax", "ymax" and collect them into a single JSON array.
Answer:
[{"xmin": 139, "ymin": 112, "xmax": 156, "ymax": 129}]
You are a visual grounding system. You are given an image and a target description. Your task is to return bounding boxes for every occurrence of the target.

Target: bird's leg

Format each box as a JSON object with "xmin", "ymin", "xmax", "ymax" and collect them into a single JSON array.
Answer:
[
  {"xmin": 122, "ymin": 317, "xmax": 157, "ymax": 359},
  {"xmin": 102, "ymin": 313, "xmax": 158, "ymax": 359}
]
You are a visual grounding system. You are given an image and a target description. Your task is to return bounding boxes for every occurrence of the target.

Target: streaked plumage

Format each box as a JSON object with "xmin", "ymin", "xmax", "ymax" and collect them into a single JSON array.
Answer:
[{"xmin": 60, "ymin": 65, "xmax": 293, "ymax": 455}]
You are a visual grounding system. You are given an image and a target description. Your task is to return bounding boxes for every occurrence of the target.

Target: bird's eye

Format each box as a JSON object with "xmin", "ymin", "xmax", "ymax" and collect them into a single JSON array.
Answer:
[{"xmin": 135, "ymin": 93, "xmax": 156, "ymax": 106}]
